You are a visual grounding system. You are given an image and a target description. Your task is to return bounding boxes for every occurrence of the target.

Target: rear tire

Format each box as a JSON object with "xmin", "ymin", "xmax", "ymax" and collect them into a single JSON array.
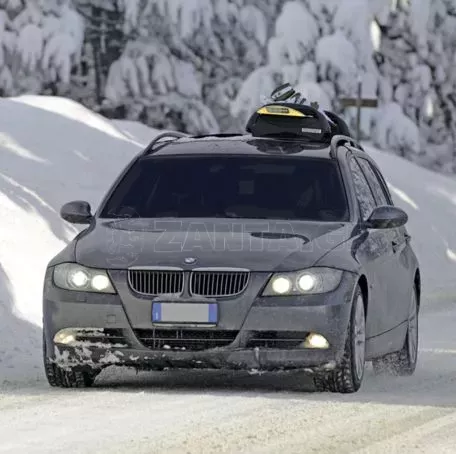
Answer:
[
  {"xmin": 314, "ymin": 285, "xmax": 366, "ymax": 393},
  {"xmin": 43, "ymin": 332, "xmax": 97, "ymax": 388},
  {"xmin": 372, "ymin": 286, "xmax": 418, "ymax": 376}
]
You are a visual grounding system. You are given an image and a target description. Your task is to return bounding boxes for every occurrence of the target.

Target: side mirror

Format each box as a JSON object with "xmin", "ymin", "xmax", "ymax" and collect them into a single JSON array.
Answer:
[
  {"xmin": 60, "ymin": 201, "xmax": 93, "ymax": 225},
  {"xmin": 365, "ymin": 206, "xmax": 408, "ymax": 230}
]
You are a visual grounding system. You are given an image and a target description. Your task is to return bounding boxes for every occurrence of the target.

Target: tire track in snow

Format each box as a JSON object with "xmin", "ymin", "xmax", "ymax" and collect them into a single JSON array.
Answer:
[
  {"xmin": 0, "ymin": 391, "xmax": 266, "ymax": 454},
  {"xmin": 354, "ymin": 410, "xmax": 456, "ymax": 454},
  {"xmin": 97, "ymin": 358, "xmax": 456, "ymax": 454},
  {"xmin": 136, "ymin": 401, "xmax": 453, "ymax": 454}
]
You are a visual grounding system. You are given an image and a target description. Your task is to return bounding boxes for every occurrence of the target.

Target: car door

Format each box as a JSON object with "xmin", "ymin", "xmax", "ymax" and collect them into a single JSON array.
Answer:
[
  {"xmin": 356, "ymin": 157, "xmax": 412, "ymax": 325},
  {"xmin": 347, "ymin": 155, "xmax": 397, "ymax": 337}
]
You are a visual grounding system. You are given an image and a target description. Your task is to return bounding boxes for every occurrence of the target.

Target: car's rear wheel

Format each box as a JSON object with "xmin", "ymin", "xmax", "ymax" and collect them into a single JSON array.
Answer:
[
  {"xmin": 43, "ymin": 332, "xmax": 98, "ymax": 388},
  {"xmin": 313, "ymin": 285, "xmax": 366, "ymax": 393},
  {"xmin": 372, "ymin": 286, "xmax": 419, "ymax": 376}
]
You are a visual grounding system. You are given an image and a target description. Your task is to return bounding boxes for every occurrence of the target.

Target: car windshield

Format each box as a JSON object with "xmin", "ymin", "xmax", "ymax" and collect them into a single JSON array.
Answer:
[{"xmin": 99, "ymin": 155, "xmax": 349, "ymax": 222}]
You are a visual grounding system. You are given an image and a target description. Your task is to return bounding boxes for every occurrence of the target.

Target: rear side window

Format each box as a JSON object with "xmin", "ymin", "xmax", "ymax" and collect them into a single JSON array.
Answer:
[
  {"xmin": 348, "ymin": 157, "xmax": 376, "ymax": 220},
  {"xmin": 356, "ymin": 158, "xmax": 390, "ymax": 206},
  {"xmin": 100, "ymin": 155, "xmax": 350, "ymax": 222}
]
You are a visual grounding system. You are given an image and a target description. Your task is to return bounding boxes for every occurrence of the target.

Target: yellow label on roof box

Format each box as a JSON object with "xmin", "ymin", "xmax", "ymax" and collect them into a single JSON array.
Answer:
[{"xmin": 257, "ymin": 105, "xmax": 305, "ymax": 117}]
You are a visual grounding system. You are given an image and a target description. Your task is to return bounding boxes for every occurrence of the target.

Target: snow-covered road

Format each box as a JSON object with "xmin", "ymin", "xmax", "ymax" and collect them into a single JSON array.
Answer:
[{"xmin": 1, "ymin": 301, "xmax": 455, "ymax": 454}]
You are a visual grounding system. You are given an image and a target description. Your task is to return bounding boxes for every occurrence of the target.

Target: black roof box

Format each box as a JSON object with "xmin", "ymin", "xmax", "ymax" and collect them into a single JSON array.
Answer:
[
  {"xmin": 246, "ymin": 102, "xmax": 333, "ymax": 143},
  {"xmin": 324, "ymin": 110, "xmax": 353, "ymax": 137}
]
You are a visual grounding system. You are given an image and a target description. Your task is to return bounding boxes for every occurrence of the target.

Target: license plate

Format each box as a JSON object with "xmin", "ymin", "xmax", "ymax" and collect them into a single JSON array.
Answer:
[{"xmin": 152, "ymin": 302, "xmax": 218, "ymax": 324}]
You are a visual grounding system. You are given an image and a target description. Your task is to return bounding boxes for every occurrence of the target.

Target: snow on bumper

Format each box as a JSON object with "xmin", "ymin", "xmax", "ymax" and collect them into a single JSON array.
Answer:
[
  {"xmin": 52, "ymin": 344, "xmax": 341, "ymax": 372},
  {"xmin": 44, "ymin": 270, "xmax": 357, "ymax": 372}
]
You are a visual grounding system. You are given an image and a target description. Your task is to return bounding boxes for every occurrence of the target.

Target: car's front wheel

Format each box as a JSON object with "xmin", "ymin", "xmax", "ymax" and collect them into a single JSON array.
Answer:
[
  {"xmin": 43, "ymin": 333, "xmax": 98, "ymax": 388},
  {"xmin": 314, "ymin": 284, "xmax": 366, "ymax": 393},
  {"xmin": 372, "ymin": 286, "xmax": 419, "ymax": 376}
]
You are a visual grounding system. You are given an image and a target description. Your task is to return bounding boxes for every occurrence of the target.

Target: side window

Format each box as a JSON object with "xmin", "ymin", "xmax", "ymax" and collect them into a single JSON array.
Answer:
[
  {"xmin": 348, "ymin": 157, "xmax": 376, "ymax": 220},
  {"xmin": 373, "ymin": 166, "xmax": 394, "ymax": 204},
  {"xmin": 356, "ymin": 158, "xmax": 390, "ymax": 206}
]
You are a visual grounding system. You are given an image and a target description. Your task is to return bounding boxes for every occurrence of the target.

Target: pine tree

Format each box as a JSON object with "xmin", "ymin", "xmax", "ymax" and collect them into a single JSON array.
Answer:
[
  {"xmin": 9, "ymin": 0, "xmax": 85, "ymax": 96},
  {"xmin": 102, "ymin": 0, "xmax": 216, "ymax": 133},
  {"xmin": 103, "ymin": 0, "xmax": 271, "ymax": 134},
  {"xmin": 232, "ymin": 0, "xmax": 323, "ymax": 128},
  {"xmin": 232, "ymin": 0, "xmax": 377, "ymax": 132},
  {"xmin": 202, "ymin": 0, "xmax": 271, "ymax": 132},
  {"xmin": 375, "ymin": 0, "xmax": 456, "ymax": 170},
  {"xmin": 0, "ymin": 0, "xmax": 18, "ymax": 96},
  {"xmin": 426, "ymin": 0, "xmax": 456, "ymax": 171},
  {"xmin": 72, "ymin": 0, "xmax": 125, "ymax": 109}
]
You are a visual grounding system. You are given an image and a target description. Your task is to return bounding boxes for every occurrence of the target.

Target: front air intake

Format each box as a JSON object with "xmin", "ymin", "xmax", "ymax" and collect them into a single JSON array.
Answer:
[
  {"xmin": 128, "ymin": 269, "xmax": 184, "ymax": 295},
  {"xmin": 189, "ymin": 270, "xmax": 250, "ymax": 297}
]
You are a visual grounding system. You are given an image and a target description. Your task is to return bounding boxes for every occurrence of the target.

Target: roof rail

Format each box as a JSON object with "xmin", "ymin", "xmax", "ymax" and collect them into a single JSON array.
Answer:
[
  {"xmin": 142, "ymin": 131, "xmax": 188, "ymax": 156},
  {"xmin": 329, "ymin": 135, "xmax": 364, "ymax": 158}
]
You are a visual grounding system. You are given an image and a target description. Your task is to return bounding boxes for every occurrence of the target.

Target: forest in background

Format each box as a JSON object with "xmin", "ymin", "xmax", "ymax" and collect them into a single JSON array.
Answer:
[{"xmin": 1, "ymin": 0, "xmax": 456, "ymax": 173}]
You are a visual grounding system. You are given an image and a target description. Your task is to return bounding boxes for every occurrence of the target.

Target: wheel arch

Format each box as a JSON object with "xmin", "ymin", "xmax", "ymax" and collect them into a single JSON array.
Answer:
[
  {"xmin": 414, "ymin": 268, "xmax": 421, "ymax": 311},
  {"xmin": 357, "ymin": 274, "xmax": 369, "ymax": 318}
]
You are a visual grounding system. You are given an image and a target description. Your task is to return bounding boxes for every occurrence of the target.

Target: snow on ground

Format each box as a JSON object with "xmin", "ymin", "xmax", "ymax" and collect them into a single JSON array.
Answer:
[
  {"xmin": 1, "ymin": 96, "xmax": 456, "ymax": 453},
  {"xmin": 110, "ymin": 119, "xmax": 161, "ymax": 145},
  {"xmin": 0, "ymin": 96, "xmax": 146, "ymax": 384}
]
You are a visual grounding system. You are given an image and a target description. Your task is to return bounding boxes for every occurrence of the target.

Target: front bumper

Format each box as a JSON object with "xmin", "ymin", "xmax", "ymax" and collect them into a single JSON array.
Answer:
[
  {"xmin": 52, "ymin": 344, "xmax": 341, "ymax": 372},
  {"xmin": 43, "ymin": 270, "xmax": 357, "ymax": 372}
]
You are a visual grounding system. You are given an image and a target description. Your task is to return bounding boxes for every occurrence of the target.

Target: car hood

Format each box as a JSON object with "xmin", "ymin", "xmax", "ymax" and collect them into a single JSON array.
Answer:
[{"xmin": 75, "ymin": 219, "xmax": 353, "ymax": 272}]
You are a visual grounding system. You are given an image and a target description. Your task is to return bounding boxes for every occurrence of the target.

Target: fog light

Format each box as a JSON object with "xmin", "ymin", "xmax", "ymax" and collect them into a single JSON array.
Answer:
[
  {"xmin": 303, "ymin": 333, "xmax": 329, "ymax": 349},
  {"xmin": 54, "ymin": 329, "xmax": 77, "ymax": 345}
]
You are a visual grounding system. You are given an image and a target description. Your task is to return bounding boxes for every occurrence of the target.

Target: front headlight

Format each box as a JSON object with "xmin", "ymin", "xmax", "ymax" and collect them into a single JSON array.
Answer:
[
  {"xmin": 262, "ymin": 267, "xmax": 343, "ymax": 296},
  {"xmin": 53, "ymin": 263, "xmax": 116, "ymax": 293}
]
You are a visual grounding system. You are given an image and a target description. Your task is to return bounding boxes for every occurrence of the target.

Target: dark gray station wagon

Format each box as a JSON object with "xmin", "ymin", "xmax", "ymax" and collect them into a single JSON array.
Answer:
[{"xmin": 42, "ymin": 102, "xmax": 420, "ymax": 393}]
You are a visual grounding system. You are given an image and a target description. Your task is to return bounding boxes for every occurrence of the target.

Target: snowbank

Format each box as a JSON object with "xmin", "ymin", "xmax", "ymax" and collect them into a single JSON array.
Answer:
[
  {"xmin": 0, "ymin": 95, "xmax": 145, "ymax": 384},
  {"xmin": 1, "ymin": 95, "xmax": 456, "ymax": 385}
]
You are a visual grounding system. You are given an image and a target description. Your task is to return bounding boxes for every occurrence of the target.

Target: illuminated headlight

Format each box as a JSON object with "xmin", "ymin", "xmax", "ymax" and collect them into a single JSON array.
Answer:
[
  {"xmin": 262, "ymin": 268, "xmax": 343, "ymax": 296},
  {"xmin": 53, "ymin": 263, "xmax": 116, "ymax": 293},
  {"xmin": 271, "ymin": 276, "xmax": 292, "ymax": 295},
  {"xmin": 297, "ymin": 274, "xmax": 318, "ymax": 292}
]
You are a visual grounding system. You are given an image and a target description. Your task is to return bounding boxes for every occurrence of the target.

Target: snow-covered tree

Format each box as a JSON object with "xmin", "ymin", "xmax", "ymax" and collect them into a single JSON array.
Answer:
[
  {"xmin": 102, "ymin": 0, "xmax": 217, "ymax": 133},
  {"xmin": 232, "ymin": 1, "xmax": 324, "ymax": 128},
  {"xmin": 0, "ymin": 1, "xmax": 17, "ymax": 95},
  {"xmin": 426, "ymin": 0, "xmax": 456, "ymax": 172},
  {"xmin": 232, "ymin": 0, "xmax": 444, "ymax": 163},
  {"xmin": 375, "ymin": 0, "xmax": 456, "ymax": 170},
  {"xmin": 7, "ymin": 0, "xmax": 84, "ymax": 95},
  {"xmin": 201, "ymin": 0, "xmax": 270, "ymax": 132},
  {"xmin": 232, "ymin": 0, "xmax": 380, "ymax": 136},
  {"xmin": 71, "ymin": 0, "xmax": 124, "ymax": 108},
  {"xmin": 102, "ymin": 0, "xmax": 272, "ymax": 134}
]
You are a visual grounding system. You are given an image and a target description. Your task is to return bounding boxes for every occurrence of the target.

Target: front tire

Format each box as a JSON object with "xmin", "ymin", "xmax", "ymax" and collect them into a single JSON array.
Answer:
[
  {"xmin": 314, "ymin": 285, "xmax": 366, "ymax": 393},
  {"xmin": 372, "ymin": 286, "xmax": 419, "ymax": 376},
  {"xmin": 43, "ymin": 332, "xmax": 97, "ymax": 388}
]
